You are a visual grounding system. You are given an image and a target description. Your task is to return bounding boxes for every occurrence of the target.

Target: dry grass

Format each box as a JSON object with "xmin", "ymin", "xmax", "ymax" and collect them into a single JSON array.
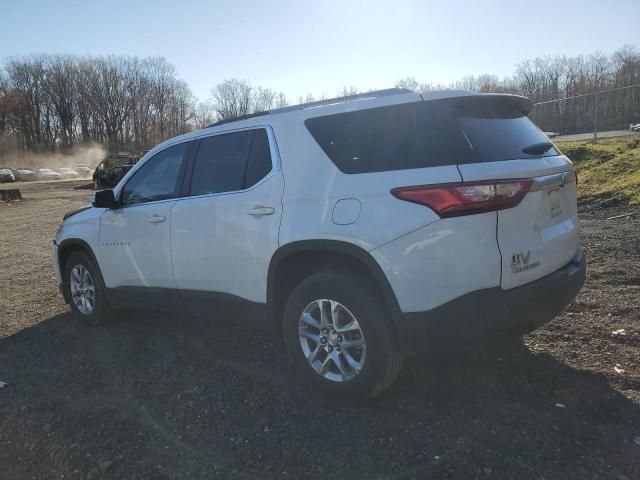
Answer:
[{"xmin": 557, "ymin": 135, "xmax": 640, "ymax": 205}]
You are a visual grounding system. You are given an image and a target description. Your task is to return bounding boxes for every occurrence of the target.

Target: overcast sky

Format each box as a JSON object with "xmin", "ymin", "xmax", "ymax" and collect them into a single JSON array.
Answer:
[{"xmin": 2, "ymin": 0, "xmax": 638, "ymax": 102}]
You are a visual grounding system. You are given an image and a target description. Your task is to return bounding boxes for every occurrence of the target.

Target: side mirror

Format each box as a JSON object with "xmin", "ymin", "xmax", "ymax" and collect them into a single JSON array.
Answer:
[{"xmin": 93, "ymin": 189, "xmax": 118, "ymax": 209}]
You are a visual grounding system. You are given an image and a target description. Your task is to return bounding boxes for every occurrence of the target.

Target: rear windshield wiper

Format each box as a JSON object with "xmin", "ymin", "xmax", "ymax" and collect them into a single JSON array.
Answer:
[{"xmin": 522, "ymin": 142, "xmax": 554, "ymax": 155}]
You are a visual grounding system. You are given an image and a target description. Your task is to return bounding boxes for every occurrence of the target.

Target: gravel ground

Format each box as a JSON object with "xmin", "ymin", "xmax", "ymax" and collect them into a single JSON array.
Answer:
[{"xmin": 0, "ymin": 181, "xmax": 639, "ymax": 480}]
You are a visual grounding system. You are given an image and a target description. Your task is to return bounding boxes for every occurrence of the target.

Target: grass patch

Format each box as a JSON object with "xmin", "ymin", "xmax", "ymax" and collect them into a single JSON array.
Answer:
[{"xmin": 556, "ymin": 135, "xmax": 640, "ymax": 205}]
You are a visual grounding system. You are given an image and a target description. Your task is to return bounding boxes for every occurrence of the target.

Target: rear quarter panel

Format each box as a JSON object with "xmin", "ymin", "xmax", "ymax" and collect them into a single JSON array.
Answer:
[
  {"xmin": 273, "ymin": 117, "xmax": 463, "ymax": 252},
  {"xmin": 370, "ymin": 213, "xmax": 501, "ymax": 312}
]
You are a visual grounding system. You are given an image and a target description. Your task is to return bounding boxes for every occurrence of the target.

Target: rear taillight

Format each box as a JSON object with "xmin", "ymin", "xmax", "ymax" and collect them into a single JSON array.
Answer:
[{"xmin": 391, "ymin": 180, "xmax": 532, "ymax": 217}]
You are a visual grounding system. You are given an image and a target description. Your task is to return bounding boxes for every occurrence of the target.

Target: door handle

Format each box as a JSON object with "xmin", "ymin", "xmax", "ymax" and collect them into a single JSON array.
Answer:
[
  {"xmin": 247, "ymin": 206, "xmax": 275, "ymax": 217},
  {"xmin": 148, "ymin": 214, "xmax": 166, "ymax": 223}
]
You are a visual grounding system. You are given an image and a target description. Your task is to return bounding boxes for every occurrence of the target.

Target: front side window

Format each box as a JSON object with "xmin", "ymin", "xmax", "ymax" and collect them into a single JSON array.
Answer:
[{"xmin": 121, "ymin": 142, "xmax": 190, "ymax": 205}]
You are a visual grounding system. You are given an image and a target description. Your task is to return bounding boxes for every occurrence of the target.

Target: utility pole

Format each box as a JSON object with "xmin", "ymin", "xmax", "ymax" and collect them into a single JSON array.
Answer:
[{"xmin": 593, "ymin": 88, "xmax": 598, "ymax": 143}]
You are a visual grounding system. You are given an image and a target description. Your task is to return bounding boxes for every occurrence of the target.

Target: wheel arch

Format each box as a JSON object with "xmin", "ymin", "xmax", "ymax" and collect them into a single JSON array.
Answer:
[
  {"xmin": 267, "ymin": 240, "xmax": 400, "ymax": 330},
  {"xmin": 57, "ymin": 238, "xmax": 100, "ymax": 280}
]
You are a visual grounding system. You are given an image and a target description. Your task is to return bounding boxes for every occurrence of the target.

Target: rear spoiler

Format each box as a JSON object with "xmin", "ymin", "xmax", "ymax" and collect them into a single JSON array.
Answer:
[{"xmin": 424, "ymin": 93, "xmax": 533, "ymax": 117}]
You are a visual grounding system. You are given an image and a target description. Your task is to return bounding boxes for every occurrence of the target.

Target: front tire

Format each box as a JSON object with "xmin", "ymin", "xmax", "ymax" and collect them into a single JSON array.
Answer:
[
  {"xmin": 63, "ymin": 251, "xmax": 114, "ymax": 326},
  {"xmin": 283, "ymin": 270, "xmax": 404, "ymax": 403}
]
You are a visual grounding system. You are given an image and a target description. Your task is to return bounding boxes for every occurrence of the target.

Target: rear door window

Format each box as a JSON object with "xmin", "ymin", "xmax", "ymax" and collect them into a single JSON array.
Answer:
[
  {"xmin": 244, "ymin": 129, "xmax": 273, "ymax": 188},
  {"xmin": 190, "ymin": 128, "xmax": 273, "ymax": 196},
  {"xmin": 190, "ymin": 130, "xmax": 253, "ymax": 196}
]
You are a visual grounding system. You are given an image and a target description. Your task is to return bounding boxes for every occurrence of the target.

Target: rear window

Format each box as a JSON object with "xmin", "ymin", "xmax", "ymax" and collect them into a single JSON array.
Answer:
[
  {"xmin": 305, "ymin": 97, "xmax": 557, "ymax": 173},
  {"xmin": 456, "ymin": 99, "xmax": 559, "ymax": 162}
]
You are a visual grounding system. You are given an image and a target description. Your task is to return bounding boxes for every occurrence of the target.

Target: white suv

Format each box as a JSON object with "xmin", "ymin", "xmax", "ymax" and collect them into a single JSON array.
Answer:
[{"xmin": 53, "ymin": 88, "xmax": 585, "ymax": 401}]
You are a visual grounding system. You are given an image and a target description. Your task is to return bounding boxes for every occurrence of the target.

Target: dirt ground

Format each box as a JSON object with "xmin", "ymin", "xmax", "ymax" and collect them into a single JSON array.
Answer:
[{"xmin": 0, "ymin": 181, "xmax": 639, "ymax": 480}]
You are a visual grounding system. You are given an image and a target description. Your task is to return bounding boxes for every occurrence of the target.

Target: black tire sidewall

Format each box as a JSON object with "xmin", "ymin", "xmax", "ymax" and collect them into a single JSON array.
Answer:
[
  {"xmin": 63, "ymin": 251, "xmax": 110, "ymax": 326},
  {"xmin": 283, "ymin": 271, "xmax": 396, "ymax": 402}
]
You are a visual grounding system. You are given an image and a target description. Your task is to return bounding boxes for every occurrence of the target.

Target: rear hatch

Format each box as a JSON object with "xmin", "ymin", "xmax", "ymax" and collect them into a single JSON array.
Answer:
[{"xmin": 452, "ymin": 95, "xmax": 579, "ymax": 289}]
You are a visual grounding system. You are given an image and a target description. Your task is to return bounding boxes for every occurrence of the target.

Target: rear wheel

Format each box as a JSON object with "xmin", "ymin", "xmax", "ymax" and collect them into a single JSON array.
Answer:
[
  {"xmin": 63, "ymin": 251, "xmax": 114, "ymax": 326},
  {"xmin": 283, "ymin": 270, "xmax": 404, "ymax": 402}
]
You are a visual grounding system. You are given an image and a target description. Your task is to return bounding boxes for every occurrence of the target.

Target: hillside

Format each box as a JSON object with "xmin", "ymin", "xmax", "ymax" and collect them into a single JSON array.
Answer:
[{"xmin": 557, "ymin": 135, "xmax": 640, "ymax": 205}]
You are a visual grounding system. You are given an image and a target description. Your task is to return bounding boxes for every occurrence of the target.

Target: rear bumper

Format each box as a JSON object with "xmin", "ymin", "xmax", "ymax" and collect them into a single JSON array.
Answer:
[{"xmin": 395, "ymin": 248, "xmax": 586, "ymax": 354}]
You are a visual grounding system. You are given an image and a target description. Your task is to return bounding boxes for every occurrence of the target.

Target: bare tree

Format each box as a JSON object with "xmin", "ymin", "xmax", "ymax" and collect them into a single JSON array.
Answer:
[
  {"xmin": 194, "ymin": 101, "xmax": 216, "ymax": 128},
  {"xmin": 210, "ymin": 79, "xmax": 253, "ymax": 119},
  {"xmin": 42, "ymin": 56, "xmax": 76, "ymax": 149},
  {"xmin": 85, "ymin": 56, "xmax": 134, "ymax": 150}
]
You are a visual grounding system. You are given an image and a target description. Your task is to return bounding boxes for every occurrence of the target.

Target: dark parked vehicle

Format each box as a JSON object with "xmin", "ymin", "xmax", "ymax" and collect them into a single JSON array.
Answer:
[
  {"xmin": 93, "ymin": 153, "xmax": 140, "ymax": 188},
  {"xmin": 0, "ymin": 168, "xmax": 16, "ymax": 183}
]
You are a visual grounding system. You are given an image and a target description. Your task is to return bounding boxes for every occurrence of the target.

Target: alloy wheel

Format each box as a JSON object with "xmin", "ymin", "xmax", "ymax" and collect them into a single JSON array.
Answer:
[
  {"xmin": 69, "ymin": 264, "xmax": 95, "ymax": 315},
  {"xmin": 298, "ymin": 299, "xmax": 366, "ymax": 382}
]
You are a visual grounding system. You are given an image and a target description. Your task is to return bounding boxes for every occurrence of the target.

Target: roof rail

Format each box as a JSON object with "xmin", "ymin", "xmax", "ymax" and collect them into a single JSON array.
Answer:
[
  {"xmin": 268, "ymin": 88, "xmax": 413, "ymax": 114},
  {"xmin": 207, "ymin": 110, "xmax": 268, "ymax": 128},
  {"xmin": 204, "ymin": 87, "xmax": 414, "ymax": 129}
]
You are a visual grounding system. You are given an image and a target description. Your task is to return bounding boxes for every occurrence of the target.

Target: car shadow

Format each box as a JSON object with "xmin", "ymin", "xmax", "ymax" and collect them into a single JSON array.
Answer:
[{"xmin": 0, "ymin": 310, "xmax": 638, "ymax": 480}]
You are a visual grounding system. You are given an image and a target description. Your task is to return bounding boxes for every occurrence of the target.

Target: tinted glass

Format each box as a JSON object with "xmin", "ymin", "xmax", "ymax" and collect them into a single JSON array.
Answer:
[
  {"xmin": 191, "ymin": 130, "xmax": 253, "ymax": 195},
  {"xmin": 244, "ymin": 129, "xmax": 273, "ymax": 188},
  {"xmin": 305, "ymin": 102, "xmax": 471, "ymax": 174},
  {"xmin": 305, "ymin": 98, "xmax": 556, "ymax": 173},
  {"xmin": 121, "ymin": 142, "xmax": 189, "ymax": 205},
  {"xmin": 458, "ymin": 115, "xmax": 559, "ymax": 162}
]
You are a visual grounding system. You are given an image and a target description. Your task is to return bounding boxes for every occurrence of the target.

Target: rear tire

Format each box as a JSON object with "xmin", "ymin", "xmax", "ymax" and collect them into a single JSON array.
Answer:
[
  {"xmin": 63, "ymin": 251, "xmax": 114, "ymax": 326},
  {"xmin": 283, "ymin": 270, "xmax": 404, "ymax": 403}
]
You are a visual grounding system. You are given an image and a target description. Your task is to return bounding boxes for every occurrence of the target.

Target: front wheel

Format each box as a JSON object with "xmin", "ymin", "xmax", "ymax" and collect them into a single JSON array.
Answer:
[
  {"xmin": 63, "ymin": 251, "xmax": 114, "ymax": 326},
  {"xmin": 283, "ymin": 270, "xmax": 404, "ymax": 403}
]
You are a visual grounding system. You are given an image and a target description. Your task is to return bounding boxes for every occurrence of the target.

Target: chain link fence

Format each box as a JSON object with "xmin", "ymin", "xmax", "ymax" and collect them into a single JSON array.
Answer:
[{"xmin": 529, "ymin": 84, "xmax": 640, "ymax": 141}]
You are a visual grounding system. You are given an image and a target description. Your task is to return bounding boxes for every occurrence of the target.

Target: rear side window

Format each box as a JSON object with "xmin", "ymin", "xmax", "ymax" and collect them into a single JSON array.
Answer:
[
  {"xmin": 305, "ymin": 103, "xmax": 470, "ymax": 174},
  {"xmin": 305, "ymin": 97, "xmax": 557, "ymax": 173},
  {"xmin": 190, "ymin": 129, "xmax": 273, "ymax": 196}
]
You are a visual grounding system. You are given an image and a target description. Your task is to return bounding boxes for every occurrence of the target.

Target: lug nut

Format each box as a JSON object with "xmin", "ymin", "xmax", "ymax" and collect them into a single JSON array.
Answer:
[
  {"xmin": 331, "ymin": 329, "xmax": 336, "ymax": 334},
  {"xmin": 320, "ymin": 336, "xmax": 327, "ymax": 344},
  {"xmin": 327, "ymin": 346, "xmax": 333, "ymax": 352},
  {"xmin": 337, "ymin": 335, "xmax": 343, "ymax": 342}
]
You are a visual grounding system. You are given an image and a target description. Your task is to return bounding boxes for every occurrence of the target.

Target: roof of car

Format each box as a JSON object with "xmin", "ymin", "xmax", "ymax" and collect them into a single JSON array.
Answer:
[
  {"xmin": 207, "ymin": 88, "xmax": 480, "ymax": 127},
  {"xmin": 141, "ymin": 88, "xmax": 531, "ymax": 164},
  {"xmin": 204, "ymin": 88, "xmax": 529, "ymax": 129}
]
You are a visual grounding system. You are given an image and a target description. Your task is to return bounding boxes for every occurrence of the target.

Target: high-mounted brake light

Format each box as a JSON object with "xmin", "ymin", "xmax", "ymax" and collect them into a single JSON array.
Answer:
[{"xmin": 391, "ymin": 180, "xmax": 532, "ymax": 217}]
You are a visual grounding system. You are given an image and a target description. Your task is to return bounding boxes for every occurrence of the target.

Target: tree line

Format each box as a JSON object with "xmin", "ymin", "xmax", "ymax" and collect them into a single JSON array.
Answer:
[
  {"xmin": 1, "ymin": 45, "xmax": 638, "ymax": 162},
  {"xmin": 396, "ymin": 45, "xmax": 640, "ymax": 134},
  {"xmin": 0, "ymin": 55, "xmax": 195, "ymax": 157}
]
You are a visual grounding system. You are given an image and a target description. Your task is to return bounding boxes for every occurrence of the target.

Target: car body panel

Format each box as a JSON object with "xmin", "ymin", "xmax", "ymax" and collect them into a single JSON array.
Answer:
[
  {"xmin": 53, "ymin": 206, "xmax": 104, "ymax": 285},
  {"xmin": 272, "ymin": 117, "xmax": 463, "ymax": 253},
  {"xmin": 98, "ymin": 200, "xmax": 177, "ymax": 289},
  {"xmin": 370, "ymin": 212, "xmax": 501, "ymax": 312},
  {"xmin": 457, "ymin": 155, "xmax": 579, "ymax": 290},
  {"xmin": 171, "ymin": 171, "xmax": 284, "ymax": 303}
]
